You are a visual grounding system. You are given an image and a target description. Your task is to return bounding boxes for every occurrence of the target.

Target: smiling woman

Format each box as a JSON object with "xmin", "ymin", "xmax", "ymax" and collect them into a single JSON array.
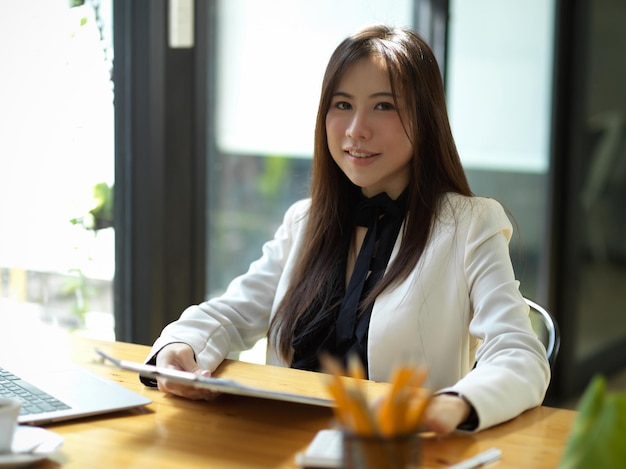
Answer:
[
  {"xmin": 326, "ymin": 56, "xmax": 413, "ymax": 199},
  {"xmin": 145, "ymin": 25, "xmax": 550, "ymax": 437}
]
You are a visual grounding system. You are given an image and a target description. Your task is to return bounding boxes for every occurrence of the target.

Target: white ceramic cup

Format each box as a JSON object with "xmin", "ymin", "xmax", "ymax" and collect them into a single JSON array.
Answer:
[{"xmin": 0, "ymin": 397, "xmax": 21, "ymax": 453}]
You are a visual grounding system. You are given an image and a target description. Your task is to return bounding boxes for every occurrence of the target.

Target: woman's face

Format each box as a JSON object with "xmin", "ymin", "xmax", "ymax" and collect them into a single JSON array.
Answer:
[{"xmin": 325, "ymin": 55, "xmax": 413, "ymax": 199}]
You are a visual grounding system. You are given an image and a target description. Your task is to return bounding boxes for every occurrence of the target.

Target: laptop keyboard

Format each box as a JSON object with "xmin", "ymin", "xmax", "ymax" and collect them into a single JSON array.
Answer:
[{"xmin": 0, "ymin": 366, "xmax": 71, "ymax": 416}]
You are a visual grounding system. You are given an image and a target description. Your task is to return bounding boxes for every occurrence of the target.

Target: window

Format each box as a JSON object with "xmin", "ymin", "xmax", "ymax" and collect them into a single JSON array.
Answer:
[
  {"xmin": 447, "ymin": 0, "xmax": 556, "ymax": 299},
  {"xmin": 0, "ymin": 0, "xmax": 114, "ymax": 339}
]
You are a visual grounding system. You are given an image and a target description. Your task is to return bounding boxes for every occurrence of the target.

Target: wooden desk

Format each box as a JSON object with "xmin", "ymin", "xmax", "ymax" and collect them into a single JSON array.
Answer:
[{"xmin": 22, "ymin": 336, "xmax": 576, "ymax": 468}]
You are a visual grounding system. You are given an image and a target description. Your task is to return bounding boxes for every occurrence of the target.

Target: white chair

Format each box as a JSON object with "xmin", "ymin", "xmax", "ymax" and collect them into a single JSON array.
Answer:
[{"xmin": 525, "ymin": 297, "xmax": 560, "ymax": 368}]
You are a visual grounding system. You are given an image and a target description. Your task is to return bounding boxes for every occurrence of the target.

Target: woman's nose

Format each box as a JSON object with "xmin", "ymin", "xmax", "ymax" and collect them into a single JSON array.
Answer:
[{"xmin": 346, "ymin": 112, "xmax": 371, "ymax": 140}]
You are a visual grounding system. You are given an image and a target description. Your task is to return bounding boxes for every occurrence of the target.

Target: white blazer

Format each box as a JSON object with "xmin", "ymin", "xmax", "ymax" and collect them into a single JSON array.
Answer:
[{"xmin": 148, "ymin": 193, "xmax": 550, "ymax": 431}]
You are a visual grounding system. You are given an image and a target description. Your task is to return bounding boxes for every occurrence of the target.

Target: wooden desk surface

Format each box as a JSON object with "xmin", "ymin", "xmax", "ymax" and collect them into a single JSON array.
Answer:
[{"xmin": 16, "ymin": 336, "xmax": 576, "ymax": 468}]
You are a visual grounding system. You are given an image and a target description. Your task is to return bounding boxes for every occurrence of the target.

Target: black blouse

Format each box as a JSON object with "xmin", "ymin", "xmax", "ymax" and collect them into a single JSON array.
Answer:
[{"xmin": 291, "ymin": 191, "xmax": 408, "ymax": 376}]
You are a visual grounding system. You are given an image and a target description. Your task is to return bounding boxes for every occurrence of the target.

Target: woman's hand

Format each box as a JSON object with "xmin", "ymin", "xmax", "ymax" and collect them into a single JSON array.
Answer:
[
  {"xmin": 422, "ymin": 394, "xmax": 472, "ymax": 435},
  {"xmin": 155, "ymin": 343, "xmax": 220, "ymax": 400}
]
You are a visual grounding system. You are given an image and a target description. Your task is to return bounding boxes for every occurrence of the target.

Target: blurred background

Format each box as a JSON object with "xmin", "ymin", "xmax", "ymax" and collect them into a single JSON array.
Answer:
[{"xmin": 0, "ymin": 0, "xmax": 624, "ymax": 406}]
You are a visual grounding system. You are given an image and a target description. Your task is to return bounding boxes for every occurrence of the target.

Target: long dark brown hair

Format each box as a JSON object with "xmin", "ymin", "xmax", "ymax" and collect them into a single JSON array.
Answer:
[{"xmin": 269, "ymin": 25, "xmax": 472, "ymax": 363}]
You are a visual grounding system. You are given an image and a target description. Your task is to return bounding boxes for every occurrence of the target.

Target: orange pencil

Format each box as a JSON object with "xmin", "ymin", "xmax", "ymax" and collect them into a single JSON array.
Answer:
[
  {"xmin": 401, "ymin": 388, "xmax": 431, "ymax": 434},
  {"xmin": 344, "ymin": 386, "xmax": 378, "ymax": 436},
  {"xmin": 375, "ymin": 366, "xmax": 417, "ymax": 435},
  {"xmin": 347, "ymin": 354, "xmax": 367, "ymax": 381},
  {"xmin": 323, "ymin": 374, "xmax": 351, "ymax": 427}
]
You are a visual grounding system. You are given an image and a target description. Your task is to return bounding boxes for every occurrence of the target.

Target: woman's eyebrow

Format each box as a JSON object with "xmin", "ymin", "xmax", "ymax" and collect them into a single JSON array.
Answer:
[
  {"xmin": 332, "ymin": 91, "xmax": 353, "ymax": 99},
  {"xmin": 332, "ymin": 91, "xmax": 395, "ymax": 99}
]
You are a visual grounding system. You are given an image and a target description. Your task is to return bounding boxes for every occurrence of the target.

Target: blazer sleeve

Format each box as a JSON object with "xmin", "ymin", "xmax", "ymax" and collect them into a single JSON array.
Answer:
[
  {"xmin": 144, "ymin": 199, "xmax": 309, "ymax": 372},
  {"xmin": 438, "ymin": 197, "xmax": 551, "ymax": 431}
]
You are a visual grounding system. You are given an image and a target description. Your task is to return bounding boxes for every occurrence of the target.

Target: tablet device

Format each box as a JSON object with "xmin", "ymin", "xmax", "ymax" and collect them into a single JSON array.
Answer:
[{"xmin": 96, "ymin": 348, "xmax": 334, "ymax": 407}]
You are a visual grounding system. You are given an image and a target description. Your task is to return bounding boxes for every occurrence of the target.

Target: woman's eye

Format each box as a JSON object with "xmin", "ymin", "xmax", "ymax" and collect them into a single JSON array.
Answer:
[
  {"xmin": 375, "ymin": 102, "xmax": 396, "ymax": 111},
  {"xmin": 335, "ymin": 101, "xmax": 351, "ymax": 110}
]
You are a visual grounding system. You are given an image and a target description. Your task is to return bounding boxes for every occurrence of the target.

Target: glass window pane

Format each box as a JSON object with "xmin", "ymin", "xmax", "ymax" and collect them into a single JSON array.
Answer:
[
  {"xmin": 574, "ymin": 0, "xmax": 626, "ymax": 360},
  {"xmin": 0, "ymin": 0, "xmax": 114, "ymax": 340},
  {"xmin": 215, "ymin": 0, "xmax": 413, "ymax": 157},
  {"xmin": 447, "ymin": 0, "xmax": 556, "ymax": 298}
]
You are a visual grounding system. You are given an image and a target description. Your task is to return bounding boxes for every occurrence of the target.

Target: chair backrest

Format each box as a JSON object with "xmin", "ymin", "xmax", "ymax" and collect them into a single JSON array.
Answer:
[{"xmin": 525, "ymin": 297, "xmax": 560, "ymax": 368}]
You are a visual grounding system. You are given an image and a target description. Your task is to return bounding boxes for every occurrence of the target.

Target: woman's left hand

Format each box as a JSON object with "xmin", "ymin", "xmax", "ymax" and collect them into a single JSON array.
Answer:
[{"xmin": 422, "ymin": 394, "xmax": 472, "ymax": 435}]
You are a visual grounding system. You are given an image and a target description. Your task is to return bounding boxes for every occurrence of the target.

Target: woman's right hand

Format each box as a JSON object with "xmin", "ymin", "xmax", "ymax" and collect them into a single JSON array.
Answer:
[{"xmin": 155, "ymin": 343, "xmax": 220, "ymax": 400}]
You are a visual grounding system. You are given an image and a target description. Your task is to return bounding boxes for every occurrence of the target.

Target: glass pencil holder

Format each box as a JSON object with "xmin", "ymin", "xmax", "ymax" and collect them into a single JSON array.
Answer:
[{"xmin": 342, "ymin": 431, "xmax": 421, "ymax": 469}]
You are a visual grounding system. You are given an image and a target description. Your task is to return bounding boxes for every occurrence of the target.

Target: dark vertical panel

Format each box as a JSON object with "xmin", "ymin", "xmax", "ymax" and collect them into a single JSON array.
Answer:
[
  {"xmin": 164, "ymin": 44, "xmax": 196, "ymax": 327},
  {"xmin": 113, "ymin": 0, "xmax": 133, "ymax": 342},
  {"xmin": 415, "ymin": 0, "xmax": 449, "ymax": 78},
  {"xmin": 114, "ymin": 0, "xmax": 167, "ymax": 344},
  {"xmin": 547, "ymin": 0, "xmax": 626, "ymax": 402},
  {"xmin": 195, "ymin": 0, "xmax": 215, "ymax": 295},
  {"xmin": 114, "ymin": 0, "xmax": 206, "ymax": 345},
  {"xmin": 545, "ymin": 0, "xmax": 591, "ymax": 402}
]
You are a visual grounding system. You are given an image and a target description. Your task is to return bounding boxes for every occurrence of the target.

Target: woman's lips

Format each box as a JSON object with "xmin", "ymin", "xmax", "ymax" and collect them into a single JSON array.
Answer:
[{"xmin": 344, "ymin": 149, "xmax": 380, "ymax": 159}]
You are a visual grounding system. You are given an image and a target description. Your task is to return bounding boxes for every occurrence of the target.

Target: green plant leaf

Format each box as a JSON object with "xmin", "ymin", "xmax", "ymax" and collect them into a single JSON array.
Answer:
[{"xmin": 559, "ymin": 375, "xmax": 626, "ymax": 468}]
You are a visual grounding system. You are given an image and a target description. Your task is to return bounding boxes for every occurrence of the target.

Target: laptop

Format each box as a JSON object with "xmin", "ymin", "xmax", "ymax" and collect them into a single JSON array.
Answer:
[{"xmin": 1, "ymin": 357, "xmax": 151, "ymax": 425}]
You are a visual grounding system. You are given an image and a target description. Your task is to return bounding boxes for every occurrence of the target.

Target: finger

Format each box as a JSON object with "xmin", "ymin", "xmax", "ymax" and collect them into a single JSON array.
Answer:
[
  {"xmin": 158, "ymin": 378, "xmax": 218, "ymax": 400},
  {"xmin": 157, "ymin": 369, "xmax": 220, "ymax": 400}
]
